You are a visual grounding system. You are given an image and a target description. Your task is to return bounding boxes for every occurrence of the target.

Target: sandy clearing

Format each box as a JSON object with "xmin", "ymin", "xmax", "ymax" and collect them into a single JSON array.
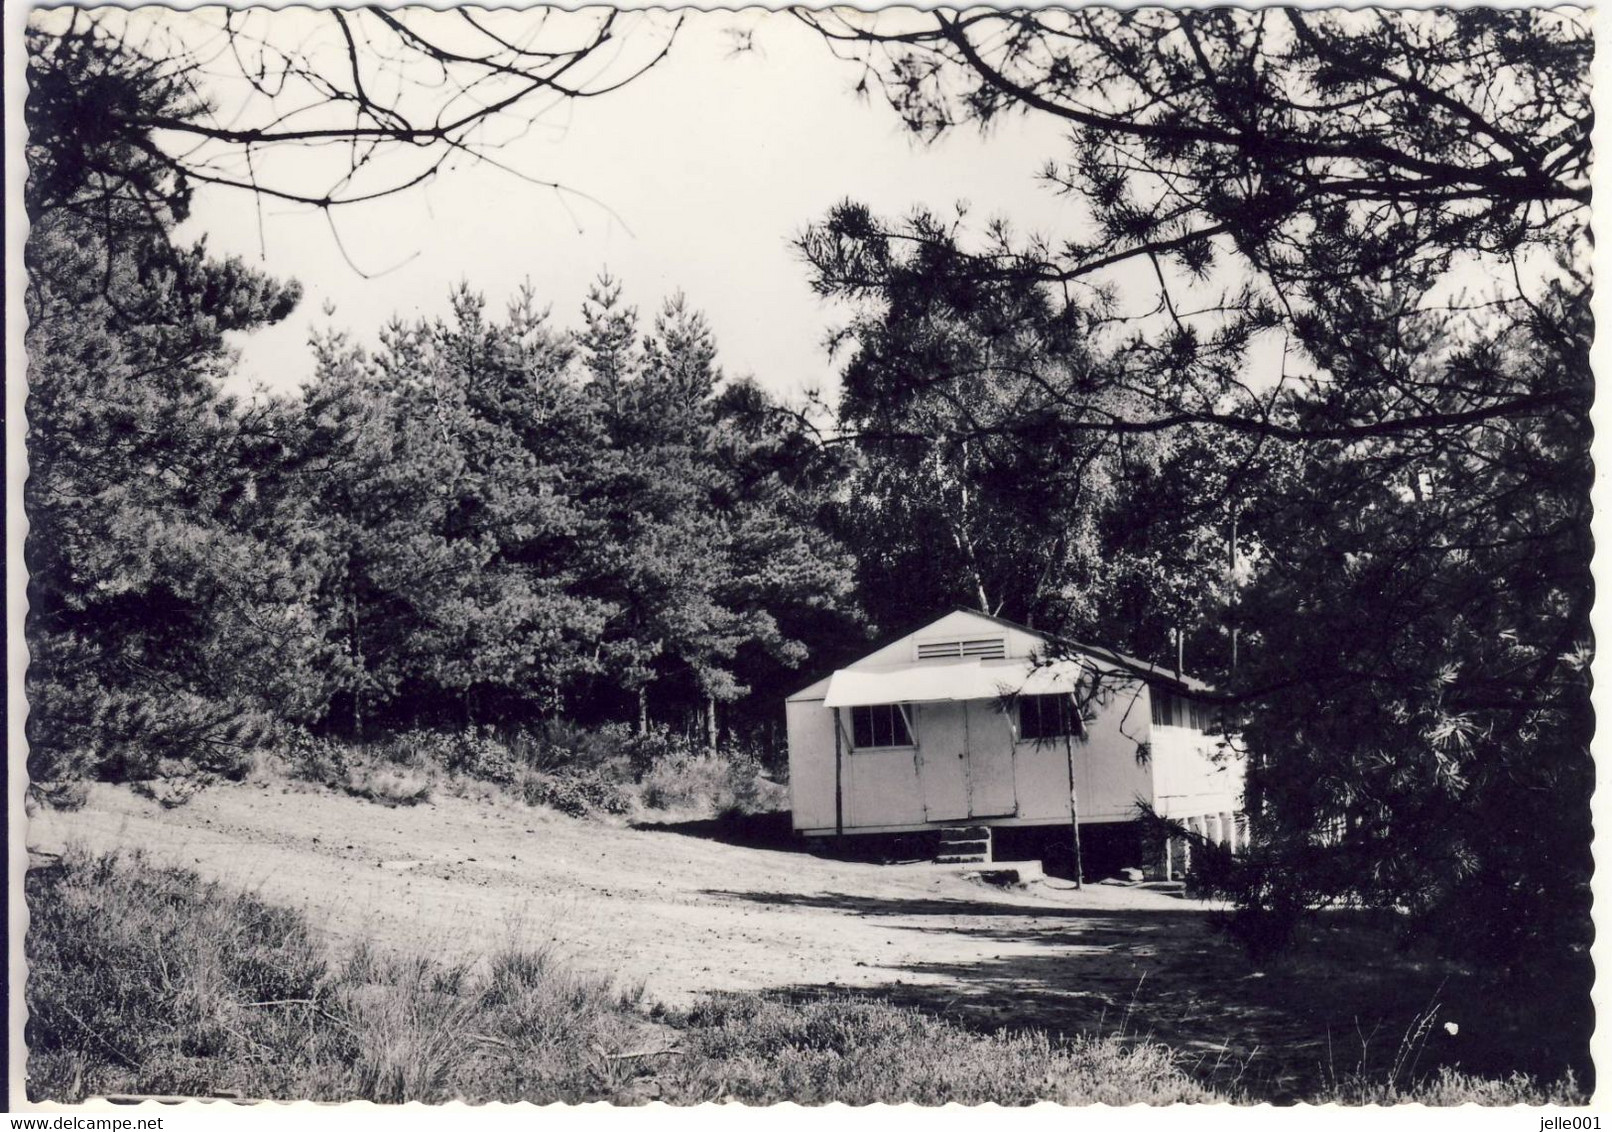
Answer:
[
  {"xmin": 27, "ymin": 781, "xmax": 1199, "ymax": 1008},
  {"xmin": 24, "ymin": 780, "xmax": 1583, "ymax": 1099}
]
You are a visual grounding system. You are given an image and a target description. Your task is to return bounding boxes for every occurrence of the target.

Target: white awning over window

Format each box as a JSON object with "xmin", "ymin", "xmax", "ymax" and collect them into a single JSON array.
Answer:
[
  {"xmin": 1015, "ymin": 661, "xmax": 1095, "ymax": 697},
  {"xmin": 821, "ymin": 658, "xmax": 1092, "ymax": 709}
]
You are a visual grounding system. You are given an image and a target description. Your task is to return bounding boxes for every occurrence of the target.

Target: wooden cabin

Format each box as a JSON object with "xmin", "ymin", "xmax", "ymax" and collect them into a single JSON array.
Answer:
[{"xmin": 785, "ymin": 610, "xmax": 1245, "ymax": 874}]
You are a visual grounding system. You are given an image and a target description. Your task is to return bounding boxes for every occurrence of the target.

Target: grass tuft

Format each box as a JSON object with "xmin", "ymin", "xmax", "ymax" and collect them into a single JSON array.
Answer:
[
  {"xmin": 1319, "ymin": 1065, "xmax": 1582, "ymax": 1106},
  {"xmin": 655, "ymin": 994, "xmax": 1214, "ymax": 1105}
]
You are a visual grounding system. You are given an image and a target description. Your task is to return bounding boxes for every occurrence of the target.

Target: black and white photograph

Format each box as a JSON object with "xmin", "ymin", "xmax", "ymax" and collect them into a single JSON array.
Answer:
[{"xmin": 6, "ymin": 1, "xmax": 1600, "ymax": 1115}]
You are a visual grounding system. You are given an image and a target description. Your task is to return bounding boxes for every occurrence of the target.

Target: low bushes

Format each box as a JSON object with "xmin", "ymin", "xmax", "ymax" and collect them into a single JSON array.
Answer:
[
  {"xmin": 639, "ymin": 748, "xmax": 785, "ymax": 816},
  {"xmin": 130, "ymin": 773, "xmax": 218, "ymax": 810},
  {"xmin": 520, "ymin": 770, "xmax": 633, "ymax": 818},
  {"xmin": 277, "ymin": 722, "xmax": 781, "ymax": 821},
  {"xmin": 343, "ymin": 766, "xmax": 433, "ymax": 808},
  {"xmin": 34, "ymin": 718, "xmax": 782, "ymax": 823},
  {"xmin": 28, "ymin": 780, "xmax": 90, "ymax": 813},
  {"xmin": 280, "ymin": 733, "xmax": 436, "ymax": 808}
]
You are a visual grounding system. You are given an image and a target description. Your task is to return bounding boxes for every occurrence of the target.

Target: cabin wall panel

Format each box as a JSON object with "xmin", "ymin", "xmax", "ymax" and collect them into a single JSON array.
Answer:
[
  {"xmin": 786, "ymin": 700, "xmax": 838, "ymax": 831},
  {"xmin": 1075, "ymin": 679, "xmax": 1155, "ymax": 821},
  {"xmin": 848, "ymin": 750, "xmax": 926, "ymax": 827},
  {"xmin": 1011, "ymin": 740, "xmax": 1071, "ymax": 820}
]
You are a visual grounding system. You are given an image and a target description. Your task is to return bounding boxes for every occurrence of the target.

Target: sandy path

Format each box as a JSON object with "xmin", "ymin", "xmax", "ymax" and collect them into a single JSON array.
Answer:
[{"xmin": 26, "ymin": 781, "xmax": 1198, "ymax": 1008}]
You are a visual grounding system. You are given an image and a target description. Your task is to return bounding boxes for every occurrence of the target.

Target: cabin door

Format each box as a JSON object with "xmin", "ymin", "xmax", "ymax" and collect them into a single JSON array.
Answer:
[
  {"xmin": 916, "ymin": 702, "xmax": 970, "ymax": 821},
  {"xmin": 966, "ymin": 706, "xmax": 1018, "ymax": 818}
]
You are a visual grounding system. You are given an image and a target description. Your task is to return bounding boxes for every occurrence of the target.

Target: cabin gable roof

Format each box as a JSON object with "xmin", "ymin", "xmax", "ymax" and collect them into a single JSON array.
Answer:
[{"xmin": 786, "ymin": 608, "xmax": 1210, "ymax": 702}]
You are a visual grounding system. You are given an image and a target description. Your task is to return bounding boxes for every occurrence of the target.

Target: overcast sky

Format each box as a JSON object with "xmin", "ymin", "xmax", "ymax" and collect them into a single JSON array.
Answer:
[{"xmin": 179, "ymin": 10, "xmax": 1083, "ymax": 404}]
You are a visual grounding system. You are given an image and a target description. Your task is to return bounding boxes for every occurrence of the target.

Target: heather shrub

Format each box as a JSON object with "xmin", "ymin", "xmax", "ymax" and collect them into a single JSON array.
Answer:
[
  {"xmin": 509, "ymin": 720, "xmax": 671, "ymax": 781},
  {"xmin": 274, "ymin": 723, "xmax": 785, "ymax": 820},
  {"xmin": 281, "ymin": 730, "xmax": 354, "ymax": 785},
  {"xmin": 520, "ymin": 770, "xmax": 632, "ymax": 818},
  {"xmin": 27, "ymin": 780, "xmax": 89, "ymax": 813},
  {"xmin": 440, "ymin": 727, "xmax": 521, "ymax": 785},
  {"xmin": 638, "ymin": 746, "xmax": 784, "ymax": 817},
  {"xmin": 658, "ymin": 995, "xmax": 1217, "ymax": 1105},
  {"xmin": 344, "ymin": 765, "xmax": 433, "ymax": 807},
  {"xmin": 130, "ymin": 772, "xmax": 217, "ymax": 809}
]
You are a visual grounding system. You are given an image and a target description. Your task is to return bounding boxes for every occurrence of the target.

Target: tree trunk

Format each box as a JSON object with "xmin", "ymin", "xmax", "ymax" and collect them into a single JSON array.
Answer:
[
  {"xmin": 937, "ymin": 444, "xmax": 992, "ymax": 614},
  {"xmin": 1228, "ymin": 511, "xmax": 1239, "ymax": 675},
  {"xmin": 1063, "ymin": 724, "xmax": 1084, "ymax": 890},
  {"xmin": 349, "ymin": 577, "xmax": 364, "ymax": 743},
  {"xmin": 706, "ymin": 696, "xmax": 718, "ymax": 754},
  {"xmin": 637, "ymin": 686, "xmax": 648, "ymax": 736}
]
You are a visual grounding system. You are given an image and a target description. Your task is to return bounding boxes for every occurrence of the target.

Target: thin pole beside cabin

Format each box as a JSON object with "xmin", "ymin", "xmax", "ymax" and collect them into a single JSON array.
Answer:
[
  {"xmin": 832, "ymin": 706, "xmax": 844, "ymax": 836},
  {"xmin": 1063, "ymin": 690, "xmax": 1084, "ymax": 889}
]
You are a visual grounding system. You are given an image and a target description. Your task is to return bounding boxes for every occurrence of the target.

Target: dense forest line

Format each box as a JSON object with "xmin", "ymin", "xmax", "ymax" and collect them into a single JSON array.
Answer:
[
  {"xmin": 24, "ymin": 199, "xmax": 1258, "ymax": 783},
  {"xmin": 22, "ymin": 9, "xmax": 1592, "ymax": 985},
  {"xmin": 27, "ymin": 222, "xmax": 866, "ymax": 773}
]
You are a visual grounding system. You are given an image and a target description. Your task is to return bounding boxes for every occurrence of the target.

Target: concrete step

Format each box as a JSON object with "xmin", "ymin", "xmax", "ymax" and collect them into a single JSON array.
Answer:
[
  {"xmin": 937, "ymin": 825, "xmax": 993, "ymax": 865},
  {"xmin": 955, "ymin": 860, "xmax": 1045, "ymax": 886}
]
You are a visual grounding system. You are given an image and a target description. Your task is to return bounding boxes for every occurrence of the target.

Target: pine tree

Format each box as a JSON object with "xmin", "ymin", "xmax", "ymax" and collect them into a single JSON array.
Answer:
[{"xmin": 24, "ymin": 216, "xmax": 305, "ymax": 780}]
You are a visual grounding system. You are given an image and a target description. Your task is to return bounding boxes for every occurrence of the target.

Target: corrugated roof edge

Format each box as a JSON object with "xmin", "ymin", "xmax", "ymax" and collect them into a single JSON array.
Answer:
[{"xmin": 784, "ymin": 607, "xmax": 1212, "ymax": 701}]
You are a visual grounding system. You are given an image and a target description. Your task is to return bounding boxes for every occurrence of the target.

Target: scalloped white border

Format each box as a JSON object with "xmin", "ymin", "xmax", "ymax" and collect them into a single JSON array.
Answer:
[{"xmin": 5, "ymin": 2, "xmax": 1605, "ymax": 1127}]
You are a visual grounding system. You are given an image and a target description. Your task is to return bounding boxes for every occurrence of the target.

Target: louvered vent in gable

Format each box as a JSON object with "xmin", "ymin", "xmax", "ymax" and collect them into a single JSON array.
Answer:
[{"xmin": 915, "ymin": 636, "xmax": 1007, "ymax": 661}]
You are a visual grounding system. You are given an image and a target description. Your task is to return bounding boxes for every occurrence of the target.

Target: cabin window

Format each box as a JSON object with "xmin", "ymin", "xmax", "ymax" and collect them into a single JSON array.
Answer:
[
  {"xmin": 1152, "ymin": 690, "xmax": 1177, "ymax": 728},
  {"xmin": 850, "ymin": 703, "xmax": 912, "ymax": 749},
  {"xmin": 1018, "ymin": 694, "xmax": 1078, "ymax": 740},
  {"xmin": 1151, "ymin": 691, "xmax": 1214, "ymax": 731}
]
